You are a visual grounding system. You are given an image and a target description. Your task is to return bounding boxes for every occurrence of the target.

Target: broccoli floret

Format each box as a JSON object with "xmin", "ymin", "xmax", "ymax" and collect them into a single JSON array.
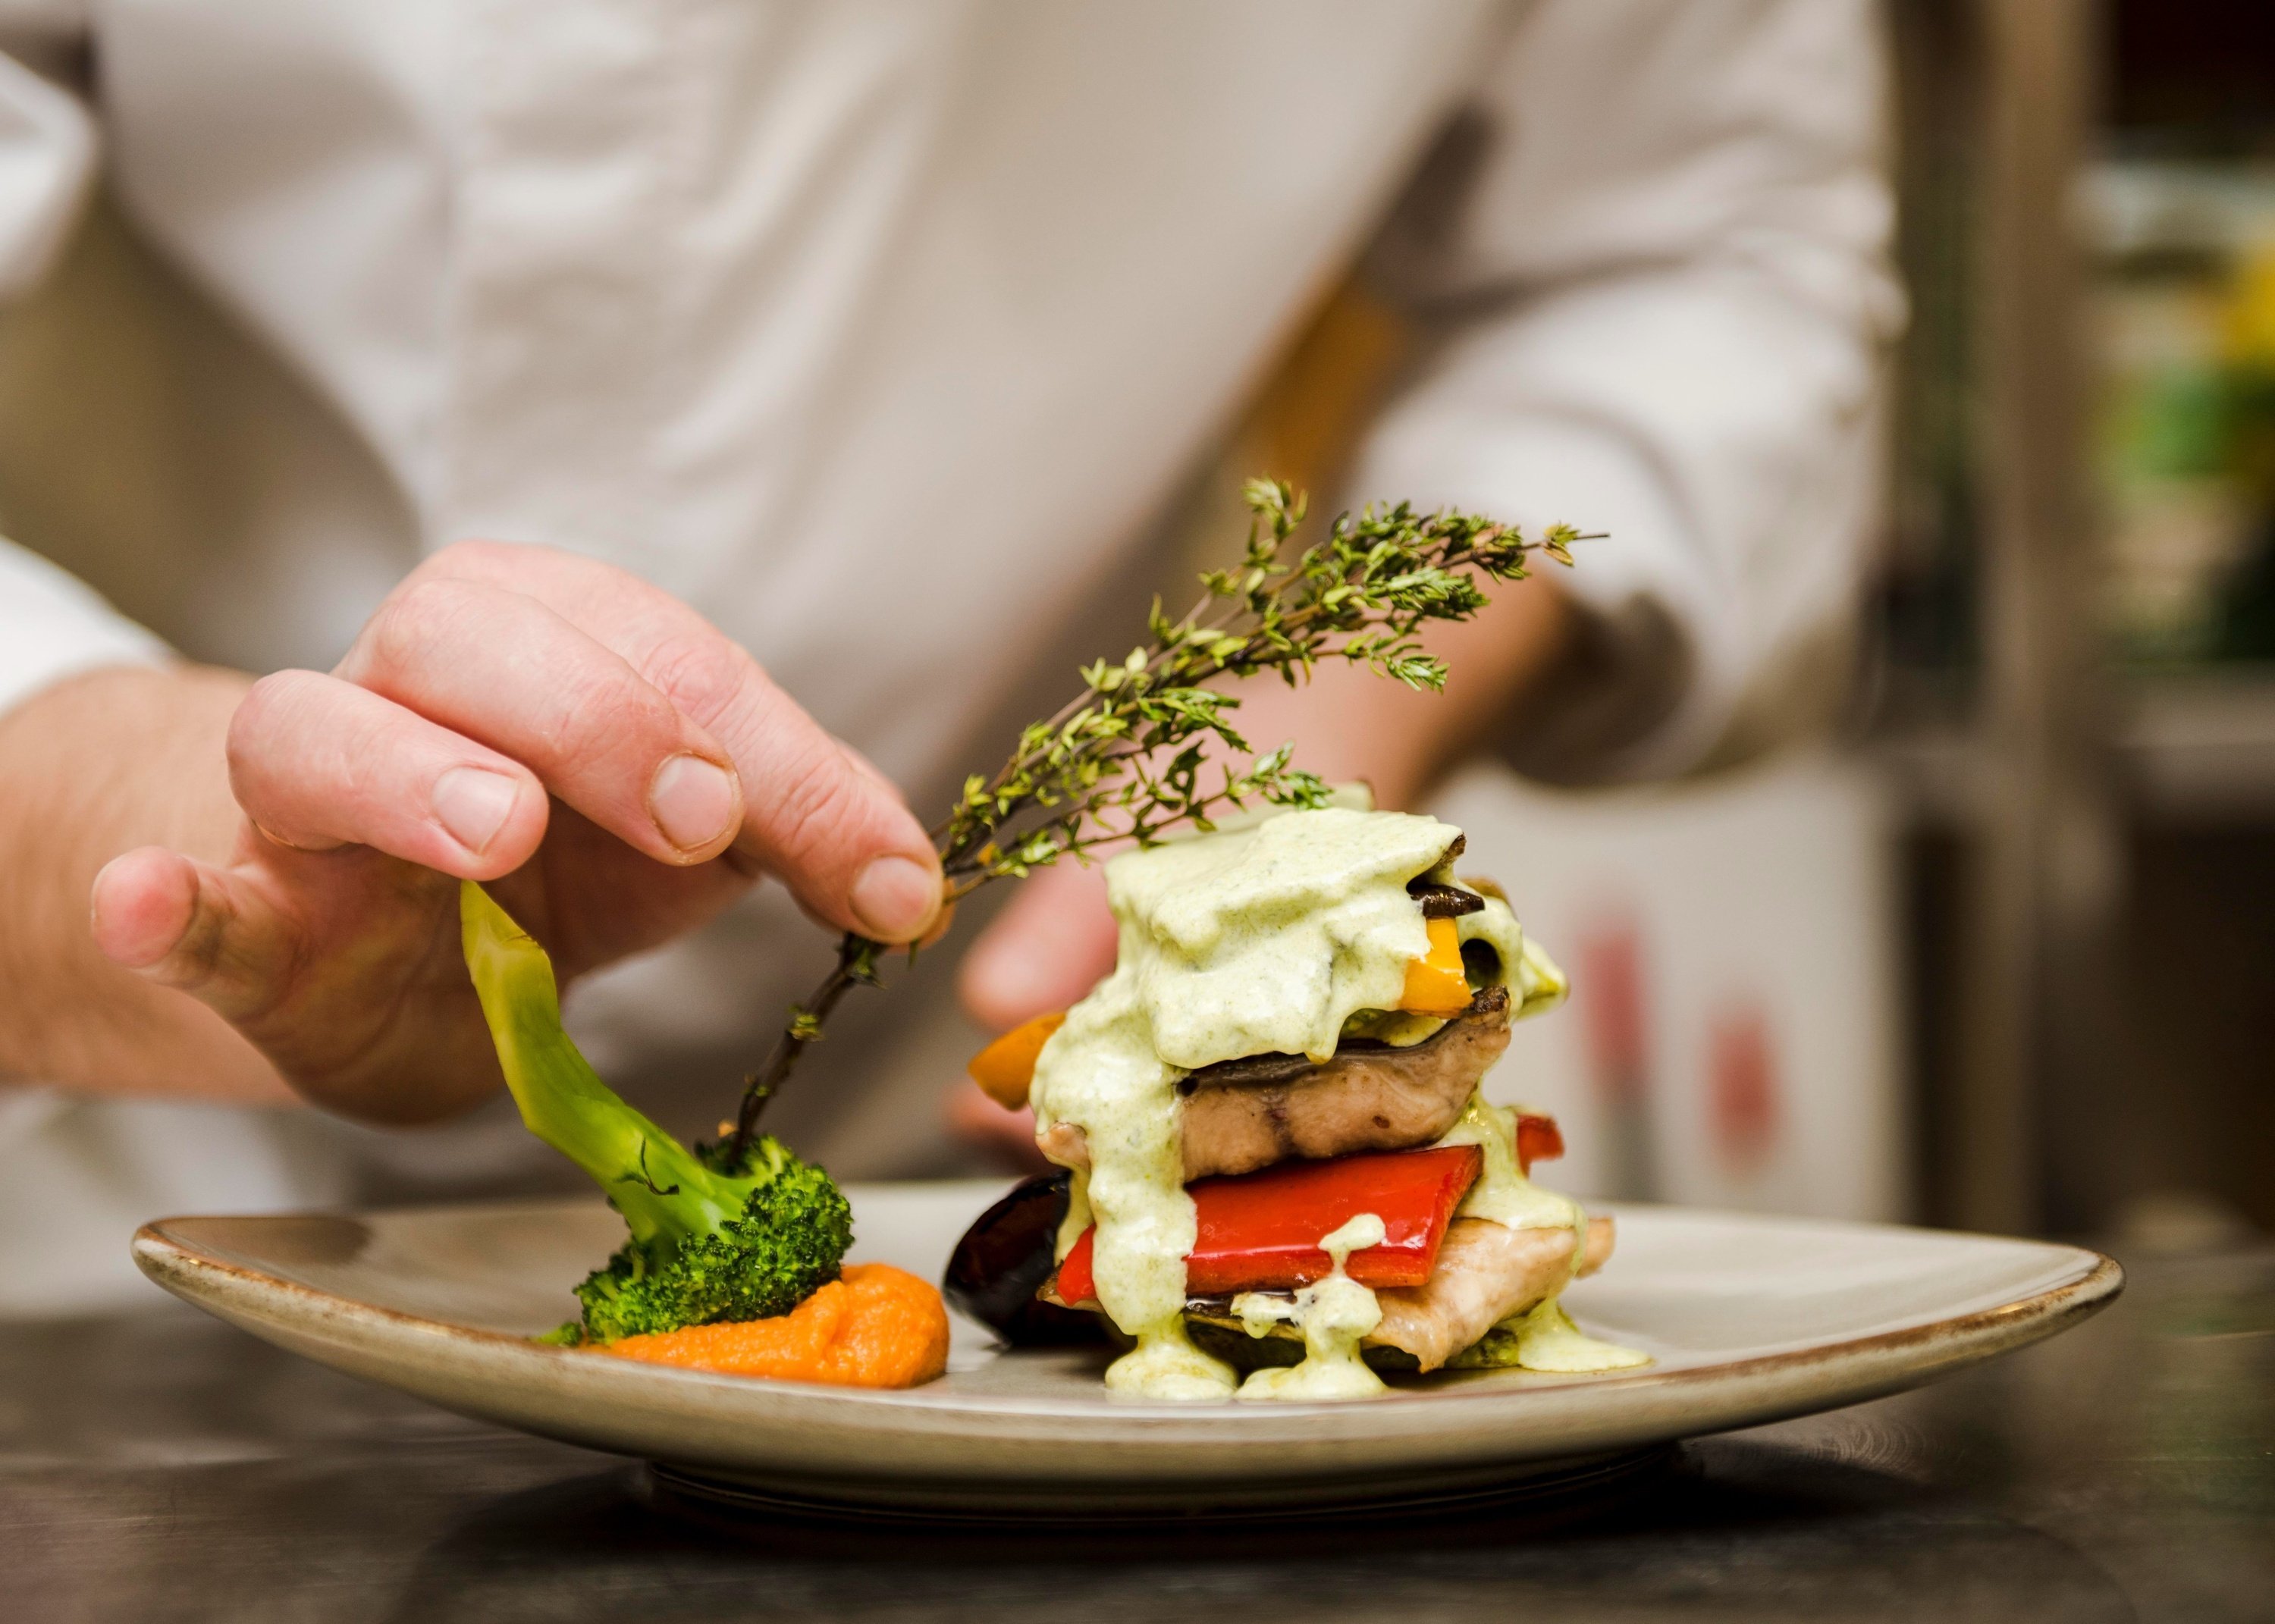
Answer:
[
  {"xmin": 460, "ymin": 883, "xmax": 854, "ymax": 1345},
  {"xmin": 573, "ymin": 1146, "xmax": 852, "ymax": 1342}
]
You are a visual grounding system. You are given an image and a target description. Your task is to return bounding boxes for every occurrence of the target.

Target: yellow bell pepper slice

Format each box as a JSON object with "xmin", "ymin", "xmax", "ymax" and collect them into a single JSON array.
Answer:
[
  {"xmin": 1399, "ymin": 917, "xmax": 1472, "ymax": 1015},
  {"xmin": 966, "ymin": 1011, "xmax": 1067, "ymax": 1109}
]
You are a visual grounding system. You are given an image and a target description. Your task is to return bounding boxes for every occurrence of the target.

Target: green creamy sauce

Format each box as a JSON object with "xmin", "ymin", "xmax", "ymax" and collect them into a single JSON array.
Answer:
[
  {"xmin": 1233, "ymin": 1213, "xmax": 1387, "ymax": 1401},
  {"xmin": 1030, "ymin": 808, "xmax": 1457, "ymax": 1400},
  {"xmin": 1451, "ymin": 1297, "xmax": 1654, "ymax": 1374},
  {"xmin": 1033, "ymin": 973, "xmax": 1225, "ymax": 1399},
  {"xmin": 1511, "ymin": 1300, "xmax": 1653, "ymax": 1372},
  {"xmin": 1432, "ymin": 1096, "xmax": 1649, "ymax": 1373},
  {"xmin": 1436, "ymin": 1093, "xmax": 1584, "ymax": 1233},
  {"xmin": 1113, "ymin": 806, "xmax": 1455, "ymax": 1068}
]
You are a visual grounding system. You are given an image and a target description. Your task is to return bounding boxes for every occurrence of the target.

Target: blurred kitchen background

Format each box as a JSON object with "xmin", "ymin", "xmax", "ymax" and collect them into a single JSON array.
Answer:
[
  {"xmin": 1466, "ymin": 0, "xmax": 2275, "ymax": 1244},
  {"xmin": 1, "ymin": 1, "xmax": 2267, "ymax": 1281},
  {"xmin": 1447, "ymin": 0, "xmax": 2275, "ymax": 1244}
]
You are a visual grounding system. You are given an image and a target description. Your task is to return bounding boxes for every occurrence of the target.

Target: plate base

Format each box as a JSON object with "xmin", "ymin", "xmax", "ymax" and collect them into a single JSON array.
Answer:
[{"xmin": 645, "ymin": 1443, "xmax": 1677, "ymax": 1528}]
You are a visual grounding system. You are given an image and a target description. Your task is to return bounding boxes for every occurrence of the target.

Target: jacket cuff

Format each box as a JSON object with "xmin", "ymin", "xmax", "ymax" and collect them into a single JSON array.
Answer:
[
  {"xmin": 0, "ymin": 538, "xmax": 170, "ymax": 720},
  {"xmin": 1342, "ymin": 412, "xmax": 1740, "ymax": 783}
]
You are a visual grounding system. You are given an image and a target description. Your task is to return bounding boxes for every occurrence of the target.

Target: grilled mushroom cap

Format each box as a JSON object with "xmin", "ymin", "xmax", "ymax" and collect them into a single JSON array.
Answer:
[{"xmin": 1037, "ymin": 985, "xmax": 1514, "ymax": 1182}]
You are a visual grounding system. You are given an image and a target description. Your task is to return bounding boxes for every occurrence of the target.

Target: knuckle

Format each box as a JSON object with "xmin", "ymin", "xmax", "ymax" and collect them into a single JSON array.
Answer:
[
  {"xmin": 354, "ymin": 588, "xmax": 436, "ymax": 680},
  {"xmin": 428, "ymin": 538, "xmax": 534, "ymax": 585},
  {"xmin": 227, "ymin": 670, "xmax": 321, "ymax": 776},
  {"xmin": 353, "ymin": 578, "xmax": 495, "ymax": 689},
  {"xmin": 642, "ymin": 632, "xmax": 757, "ymax": 728},
  {"xmin": 761, "ymin": 747, "xmax": 868, "ymax": 869},
  {"xmin": 395, "ymin": 575, "xmax": 474, "ymax": 638},
  {"xmin": 543, "ymin": 660, "xmax": 662, "ymax": 760}
]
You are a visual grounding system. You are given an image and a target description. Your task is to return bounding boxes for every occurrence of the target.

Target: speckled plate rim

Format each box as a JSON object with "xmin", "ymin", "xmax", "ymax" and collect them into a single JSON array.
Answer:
[{"xmin": 131, "ymin": 1193, "xmax": 2123, "ymax": 1506}]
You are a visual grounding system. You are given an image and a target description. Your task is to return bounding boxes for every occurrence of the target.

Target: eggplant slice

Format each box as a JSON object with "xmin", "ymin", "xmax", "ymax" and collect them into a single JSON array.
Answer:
[
  {"xmin": 1405, "ymin": 834, "xmax": 1479, "ymax": 918},
  {"xmin": 940, "ymin": 1172, "xmax": 1108, "ymax": 1346}
]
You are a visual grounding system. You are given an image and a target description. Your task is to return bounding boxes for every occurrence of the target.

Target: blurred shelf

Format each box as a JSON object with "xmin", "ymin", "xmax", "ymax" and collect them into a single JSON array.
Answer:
[
  {"xmin": 2118, "ymin": 669, "xmax": 2275, "ymax": 817},
  {"xmin": 1872, "ymin": 667, "xmax": 2275, "ymax": 825}
]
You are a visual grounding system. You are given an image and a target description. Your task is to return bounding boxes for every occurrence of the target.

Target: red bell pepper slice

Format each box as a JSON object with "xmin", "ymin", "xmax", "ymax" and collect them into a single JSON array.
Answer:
[
  {"xmin": 1053, "ymin": 1143, "xmax": 1482, "ymax": 1305},
  {"xmin": 1517, "ymin": 1112, "xmax": 1563, "ymax": 1174}
]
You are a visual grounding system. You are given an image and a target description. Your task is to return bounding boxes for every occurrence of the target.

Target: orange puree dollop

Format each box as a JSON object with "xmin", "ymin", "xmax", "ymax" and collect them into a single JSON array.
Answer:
[{"xmin": 598, "ymin": 1262, "xmax": 949, "ymax": 1388}]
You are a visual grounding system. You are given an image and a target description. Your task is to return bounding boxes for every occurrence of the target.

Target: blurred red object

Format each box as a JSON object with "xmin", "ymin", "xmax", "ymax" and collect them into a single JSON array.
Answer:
[
  {"xmin": 1580, "ymin": 917, "xmax": 1649, "ymax": 1108},
  {"xmin": 1708, "ymin": 1003, "xmax": 1781, "ymax": 1177}
]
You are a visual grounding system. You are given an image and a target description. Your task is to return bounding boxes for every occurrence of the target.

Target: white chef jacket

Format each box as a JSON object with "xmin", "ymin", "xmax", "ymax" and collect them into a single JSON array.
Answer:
[{"xmin": 0, "ymin": 0, "xmax": 1899, "ymax": 1310}]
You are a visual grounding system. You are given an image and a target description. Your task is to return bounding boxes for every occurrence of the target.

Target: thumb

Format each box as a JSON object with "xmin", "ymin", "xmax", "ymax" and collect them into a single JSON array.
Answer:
[{"xmin": 90, "ymin": 847, "xmax": 302, "ymax": 1025}]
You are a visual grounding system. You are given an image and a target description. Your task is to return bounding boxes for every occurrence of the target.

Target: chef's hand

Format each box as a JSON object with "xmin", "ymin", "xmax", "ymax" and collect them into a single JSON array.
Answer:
[{"xmin": 71, "ymin": 541, "xmax": 942, "ymax": 1123}]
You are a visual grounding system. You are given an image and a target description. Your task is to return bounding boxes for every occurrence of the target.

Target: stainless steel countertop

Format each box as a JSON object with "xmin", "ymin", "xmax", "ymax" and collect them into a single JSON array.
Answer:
[{"xmin": 2, "ymin": 1243, "xmax": 2268, "ymax": 1622}]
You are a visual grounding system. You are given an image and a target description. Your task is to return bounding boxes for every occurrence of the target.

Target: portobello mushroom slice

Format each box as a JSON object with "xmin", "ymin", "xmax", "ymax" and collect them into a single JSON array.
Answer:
[
  {"xmin": 1035, "ymin": 984, "xmax": 1514, "ymax": 1183},
  {"xmin": 1406, "ymin": 879, "xmax": 1485, "ymax": 919}
]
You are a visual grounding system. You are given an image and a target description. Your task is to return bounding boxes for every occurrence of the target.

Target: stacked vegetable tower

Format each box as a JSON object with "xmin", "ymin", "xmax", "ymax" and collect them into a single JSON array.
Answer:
[{"xmin": 954, "ymin": 806, "xmax": 1642, "ymax": 1400}]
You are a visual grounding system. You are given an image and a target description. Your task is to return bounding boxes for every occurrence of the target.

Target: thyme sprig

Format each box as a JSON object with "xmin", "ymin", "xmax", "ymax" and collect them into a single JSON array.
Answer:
[{"xmin": 724, "ymin": 478, "xmax": 1586, "ymax": 1158}]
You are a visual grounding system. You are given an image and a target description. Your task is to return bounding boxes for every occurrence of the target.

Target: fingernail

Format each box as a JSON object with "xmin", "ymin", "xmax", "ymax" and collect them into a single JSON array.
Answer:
[
  {"xmin": 433, "ymin": 767, "xmax": 521, "ymax": 855},
  {"xmin": 852, "ymin": 854, "xmax": 941, "ymax": 941},
  {"xmin": 648, "ymin": 754, "xmax": 739, "ymax": 852}
]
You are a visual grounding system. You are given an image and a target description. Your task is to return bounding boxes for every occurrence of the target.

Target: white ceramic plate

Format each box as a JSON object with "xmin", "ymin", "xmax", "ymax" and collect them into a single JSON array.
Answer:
[{"xmin": 134, "ymin": 1182, "xmax": 2120, "ymax": 1513}]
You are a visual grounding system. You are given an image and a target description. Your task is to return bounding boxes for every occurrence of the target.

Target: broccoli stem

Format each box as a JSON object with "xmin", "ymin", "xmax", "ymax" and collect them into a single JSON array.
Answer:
[{"xmin": 459, "ymin": 882, "xmax": 749, "ymax": 1249}]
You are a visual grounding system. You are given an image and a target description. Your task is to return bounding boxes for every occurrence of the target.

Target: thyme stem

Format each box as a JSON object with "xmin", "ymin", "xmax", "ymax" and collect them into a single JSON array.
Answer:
[{"xmin": 730, "ymin": 933, "xmax": 880, "ymax": 1155}]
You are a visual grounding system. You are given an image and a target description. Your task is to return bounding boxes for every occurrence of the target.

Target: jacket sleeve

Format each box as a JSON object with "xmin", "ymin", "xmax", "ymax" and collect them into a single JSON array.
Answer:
[
  {"xmin": 1348, "ymin": 0, "xmax": 1903, "ymax": 781},
  {"xmin": 0, "ymin": 19, "xmax": 169, "ymax": 713}
]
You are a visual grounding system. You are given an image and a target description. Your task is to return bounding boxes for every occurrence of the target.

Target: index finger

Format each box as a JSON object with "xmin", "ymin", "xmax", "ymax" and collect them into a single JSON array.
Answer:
[{"xmin": 411, "ymin": 541, "xmax": 944, "ymax": 942}]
